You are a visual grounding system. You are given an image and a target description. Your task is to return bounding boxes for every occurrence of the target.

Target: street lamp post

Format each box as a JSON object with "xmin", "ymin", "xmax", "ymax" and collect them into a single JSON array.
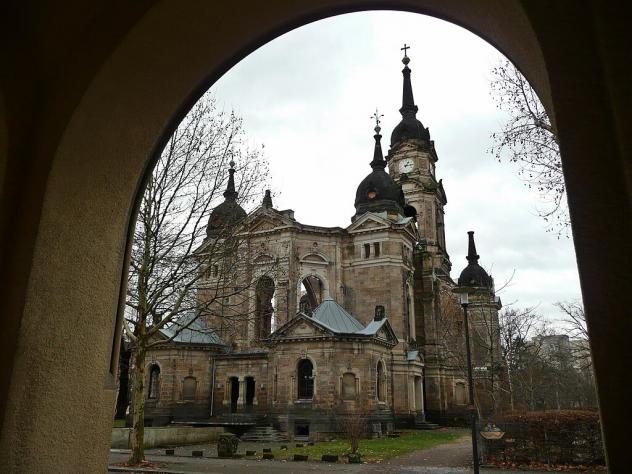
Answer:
[{"xmin": 459, "ymin": 291, "xmax": 480, "ymax": 474}]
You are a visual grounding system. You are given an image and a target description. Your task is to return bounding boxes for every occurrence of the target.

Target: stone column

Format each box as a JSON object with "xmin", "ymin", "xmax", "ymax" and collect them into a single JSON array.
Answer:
[{"xmin": 237, "ymin": 378, "xmax": 245, "ymax": 410}]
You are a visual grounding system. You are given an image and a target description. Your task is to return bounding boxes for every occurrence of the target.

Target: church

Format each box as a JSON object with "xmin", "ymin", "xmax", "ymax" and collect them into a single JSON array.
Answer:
[{"xmin": 141, "ymin": 51, "xmax": 503, "ymax": 439}]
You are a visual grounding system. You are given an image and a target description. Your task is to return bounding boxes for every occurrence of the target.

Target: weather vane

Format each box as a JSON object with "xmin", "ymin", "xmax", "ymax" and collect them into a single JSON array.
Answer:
[{"xmin": 371, "ymin": 108, "xmax": 384, "ymax": 133}]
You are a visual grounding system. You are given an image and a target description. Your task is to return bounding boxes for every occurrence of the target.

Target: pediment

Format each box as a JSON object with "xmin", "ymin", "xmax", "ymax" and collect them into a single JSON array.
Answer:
[
  {"xmin": 269, "ymin": 314, "xmax": 332, "ymax": 340},
  {"xmin": 373, "ymin": 320, "xmax": 399, "ymax": 345},
  {"xmin": 249, "ymin": 217, "xmax": 285, "ymax": 233},
  {"xmin": 346, "ymin": 214, "xmax": 390, "ymax": 234}
]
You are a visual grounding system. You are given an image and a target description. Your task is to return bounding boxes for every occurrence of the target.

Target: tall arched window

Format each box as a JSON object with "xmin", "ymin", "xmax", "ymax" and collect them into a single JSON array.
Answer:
[
  {"xmin": 377, "ymin": 361, "xmax": 386, "ymax": 402},
  {"xmin": 299, "ymin": 275, "xmax": 324, "ymax": 314},
  {"xmin": 255, "ymin": 276, "xmax": 275, "ymax": 338},
  {"xmin": 148, "ymin": 365, "xmax": 160, "ymax": 399},
  {"xmin": 297, "ymin": 359, "xmax": 314, "ymax": 399}
]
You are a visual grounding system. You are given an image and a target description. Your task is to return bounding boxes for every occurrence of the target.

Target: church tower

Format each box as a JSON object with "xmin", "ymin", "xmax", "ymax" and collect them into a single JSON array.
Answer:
[
  {"xmin": 386, "ymin": 47, "xmax": 451, "ymax": 276},
  {"xmin": 385, "ymin": 47, "xmax": 455, "ymax": 422}
]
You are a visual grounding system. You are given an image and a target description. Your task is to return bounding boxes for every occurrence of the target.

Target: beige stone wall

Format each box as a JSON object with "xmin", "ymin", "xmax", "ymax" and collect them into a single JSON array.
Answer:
[
  {"xmin": 213, "ymin": 355, "xmax": 270, "ymax": 416},
  {"xmin": 268, "ymin": 340, "xmax": 393, "ymax": 414}
]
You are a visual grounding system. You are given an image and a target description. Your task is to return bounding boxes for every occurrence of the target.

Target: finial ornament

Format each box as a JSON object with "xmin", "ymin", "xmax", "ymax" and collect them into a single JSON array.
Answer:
[
  {"xmin": 401, "ymin": 43, "xmax": 411, "ymax": 64},
  {"xmin": 371, "ymin": 108, "xmax": 384, "ymax": 134}
]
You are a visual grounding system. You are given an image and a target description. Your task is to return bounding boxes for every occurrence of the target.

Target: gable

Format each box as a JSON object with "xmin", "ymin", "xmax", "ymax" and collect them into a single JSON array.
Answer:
[
  {"xmin": 347, "ymin": 214, "xmax": 390, "ymax": 234},
  {"xmin": 269, "ymin": 314, "xmax": 333, "ymax": 341}
]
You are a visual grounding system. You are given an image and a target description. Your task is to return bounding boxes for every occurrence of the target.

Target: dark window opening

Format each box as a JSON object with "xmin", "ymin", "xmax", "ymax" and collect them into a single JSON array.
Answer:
[
  {"xmin": 298, "ymin": 359, "xmax": 314, "ymax": 399},
  {"xmin": 255, "ymin": 276, "xmax": 275, "ymax": 338},
  {"xmin": 148, "ymin": 365, "xmax": 160, "ymax": 399},
  {"xmin": 364, "ymin": 243, "xmax": 370, "ymax": 259},
  {"xmin": 374, "ymin": 242, "xmax": 380, "ymax": 257},
  {"xmin": 245, "ymin": 376, "xmax": 255, "ymax": 413},
  {"xmin": 299, "ymin": 275, "xmax": 323, "ymax": 314},
  {"xmin": 229, "ymin": 376, "xmax": 239, "ymax": 413},
  {"xmin": 295, "ymin": 422, "xmax": 310, "ymax": 437}
]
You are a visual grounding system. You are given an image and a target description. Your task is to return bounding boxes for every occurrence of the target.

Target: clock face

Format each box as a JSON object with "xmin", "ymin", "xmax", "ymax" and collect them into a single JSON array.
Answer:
[{"xmin": 399, "ymin": 158, "xmax": 415, "ymax": 173}]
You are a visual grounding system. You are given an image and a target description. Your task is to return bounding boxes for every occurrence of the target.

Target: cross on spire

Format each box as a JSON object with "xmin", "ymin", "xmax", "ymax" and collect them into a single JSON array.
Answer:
[
  {"xmin": 401, "ymin": 43, "xmax": 410, "ymax": 57},
  {"xmin": 371, "ymin": 108, "xmax": 384, "ymax": 133}
]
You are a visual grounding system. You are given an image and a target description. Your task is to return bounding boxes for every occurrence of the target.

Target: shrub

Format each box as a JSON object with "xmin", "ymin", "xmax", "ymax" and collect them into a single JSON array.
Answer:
[{"xmin": 483, "ymin": 410, "xmax": 604, "ymax": 466}]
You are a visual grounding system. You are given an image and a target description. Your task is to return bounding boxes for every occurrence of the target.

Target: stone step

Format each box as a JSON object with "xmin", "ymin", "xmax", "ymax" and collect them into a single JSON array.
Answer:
[
  {"xmin": 240, "ymin": 425, "xmax": 288, "ymax": 442},
  {"xmin": 414, "ymin": 422, "xmax": 441, "ymax": 430}
]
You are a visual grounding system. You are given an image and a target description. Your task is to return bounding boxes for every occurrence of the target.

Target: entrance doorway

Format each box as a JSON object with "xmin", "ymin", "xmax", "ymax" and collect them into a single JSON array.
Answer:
[
  {"xmin": 229, "ymin": 377, "xmax": 239, "ymax": 413},
  {"xmin": 245, "ymin": 377, "xmax": 255, "ymax": 413}
]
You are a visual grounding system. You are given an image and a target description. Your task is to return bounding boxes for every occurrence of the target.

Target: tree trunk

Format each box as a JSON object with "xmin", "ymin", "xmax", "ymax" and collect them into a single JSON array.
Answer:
[{"xmin": 129, "ymin": 344, "xmax": 147, "ymax": 465}]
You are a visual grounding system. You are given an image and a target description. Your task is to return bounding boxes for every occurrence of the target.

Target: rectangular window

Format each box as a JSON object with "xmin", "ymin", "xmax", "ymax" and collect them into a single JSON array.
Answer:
[
  {"xmin": 374, "ymin": 242, "xmax": 380, "ymax": 257},
  {"xmin": 364, "ymin": 243, "xmax": 370, "ymax": 259}
]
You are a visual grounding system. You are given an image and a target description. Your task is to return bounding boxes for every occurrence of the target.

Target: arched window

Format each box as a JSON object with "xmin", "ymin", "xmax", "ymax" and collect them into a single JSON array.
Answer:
[
  {"xmin": 255, "ymin": 276, "xmax": 275, "ymax": 338},
  {"xmin": 297, "ymin": 359, "xmax": 314, "ymax": 399},
  {"xmin": 376, "ymin": 361, "xmax": 386, "ymax": 402},
  {"xmin": 299, "ymin": 275, "xmax": 324, "ymax": 314},
  {"xmin": 342, "ymin": 372, "xmax": 357, "ymax": 400},
  {"xmin": 148, "ymin": 365, "xmax": 160, "ymax": 399},
  {"xmin": 182, "ymin": 376, "xmax": 197, "ymax": 400}
]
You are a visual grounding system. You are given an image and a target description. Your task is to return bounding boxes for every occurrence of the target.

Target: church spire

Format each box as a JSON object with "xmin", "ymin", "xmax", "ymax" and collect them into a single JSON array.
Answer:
[
  {"xmin": 390, "ymin": 45, "xmax": 430, "ymax": 146},
  {"xmin": 223, "ymin": 160, "xmax": 238, "ymax": 200},
  {"xmin": 370, "ymin": 108, "xmax": 386, "ymax": 170},
  {"xmin": 466, "ymin": 230, "xmax": 480, "ymax": 263},
  {"xmin": 400, "ymin": 44, "xmax": 418, "ymax": 119}
]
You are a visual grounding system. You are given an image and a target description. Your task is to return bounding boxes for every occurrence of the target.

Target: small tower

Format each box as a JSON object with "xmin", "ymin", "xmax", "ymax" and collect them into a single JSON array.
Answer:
[
  {"xmin": 456, "ymin": 231, "xmax": 503, "ymax": 416},
  {"xmin": 352, "ymin": 114, "xmax": 406, "ymax": 221}
]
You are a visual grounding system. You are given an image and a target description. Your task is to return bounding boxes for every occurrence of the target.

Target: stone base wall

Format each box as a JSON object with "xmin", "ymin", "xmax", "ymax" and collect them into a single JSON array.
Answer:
[{"xmin": 111, "ymin": 426, "xmax": 224, "ymax": 449}]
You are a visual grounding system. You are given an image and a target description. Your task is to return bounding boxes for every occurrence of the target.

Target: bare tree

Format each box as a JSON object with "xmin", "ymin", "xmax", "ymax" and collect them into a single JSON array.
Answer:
[
  {"xmin": 334, "ymin": 404, "xmax": 369, "ymax": 458},
  {"xmin": 490, "ymin": 59, "xmax": 567, "ymax": 235},
  {"xmin": 122, "ymin": 94, "xmax": 269, "ymax": 465},
  {"xmin": 498, "ymin": 307, "xmax": 546, "ymax": 411}
]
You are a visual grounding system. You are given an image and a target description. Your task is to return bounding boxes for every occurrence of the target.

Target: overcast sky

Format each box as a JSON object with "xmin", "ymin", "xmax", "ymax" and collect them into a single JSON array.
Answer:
[{"xmin": 208, "ymin": 11, "xmax": 582, "ymax": 322}]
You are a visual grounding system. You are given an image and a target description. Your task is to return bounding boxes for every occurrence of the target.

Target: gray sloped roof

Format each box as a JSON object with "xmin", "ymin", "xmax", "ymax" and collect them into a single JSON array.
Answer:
[
  {"xmin": 160, "ymin": 313, "xmax": 225, "ymax": 346},
  {"xmin": 311, "ymin": 297, "xmax": 365, "ymax": 333},
  {"xmin": 355, "ymin": 318, "xmax": 388, "ymax": 335}
]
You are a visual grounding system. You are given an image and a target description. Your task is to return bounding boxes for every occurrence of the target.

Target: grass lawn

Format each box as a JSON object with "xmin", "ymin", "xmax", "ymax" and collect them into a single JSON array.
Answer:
[
  {"xmin": 271, "ymin": 429, "xmax": 464, "ymax": 462},
  {"xmin": 113, "ymin": 419, "xmax": 126, "ymax": 427}
]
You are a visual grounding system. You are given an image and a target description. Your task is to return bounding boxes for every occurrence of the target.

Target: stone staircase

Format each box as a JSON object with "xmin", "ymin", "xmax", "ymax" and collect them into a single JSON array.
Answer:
[
  {"xmin": 414, "ymin": 421, "xmax": 441, "ymax": 430},
  {"xmin": 240, "ymin": 425, "xmax": 288, "ymax": 442}
]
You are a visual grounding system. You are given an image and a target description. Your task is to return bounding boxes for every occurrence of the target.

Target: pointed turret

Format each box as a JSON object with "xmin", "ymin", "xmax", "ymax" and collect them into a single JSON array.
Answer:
[
  {"xmin": 466, "ymin": 230, "xmax": 480, "ymax": 263},
  {"xmin": 223, "ymin": 160, "xmax": 238, "ymax": 200},
  {"xmin": 206, "ymin": 160, "xmax": 247, "ymax": 237},
  {"xmin": 370, "ymin": 122, "xmax": 387, "ymax": 170},
  {"xmin": 353, "ymin": 114, "xmax": 406, "ymax": 221},
  {"xmin": 390, "ymin": 46, "xmax": 430, "ymax": 147},
  {"xmin": 457, "ymin": 231, "xmax": 492, "ymax": 288}
]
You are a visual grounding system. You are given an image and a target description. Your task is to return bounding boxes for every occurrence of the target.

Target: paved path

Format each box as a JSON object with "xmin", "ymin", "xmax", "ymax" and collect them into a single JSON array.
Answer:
[{"xmin": 108, "ymin": 433, "xmax": 555, "ymax": 474}]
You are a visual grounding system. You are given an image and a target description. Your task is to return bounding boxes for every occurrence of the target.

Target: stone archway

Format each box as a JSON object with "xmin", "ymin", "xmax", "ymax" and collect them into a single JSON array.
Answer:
[{"xmin": 0, "ymin": 2, "xmax": 629, "ymax": 471}]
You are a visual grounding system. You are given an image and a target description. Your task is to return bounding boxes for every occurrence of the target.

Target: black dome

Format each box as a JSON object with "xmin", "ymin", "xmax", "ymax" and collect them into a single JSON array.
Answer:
[
  {"xmin": 353, "ymin": 131, "xmax": 405, "ymax": 220},
  {"xmin": 206, "ymin": 162, "xmax": 247, "ymax": 238},
  {"xmin": 390, "ymin": 116, "xmax": 430, "ymax": 147},
  {"xmin": 207, "ymin": 199, "xmax": 247, "ymax": 237},
  {"xmin": 354, "ymin": 168, "xmax": 405, "ymax": 217},
  {"xmin": 458, "ymin": 262, "xmax": 493, "ymax": 288},
  {"xmin": 457, "ymin": 231, "xmax": 493, "ymax": 288}
]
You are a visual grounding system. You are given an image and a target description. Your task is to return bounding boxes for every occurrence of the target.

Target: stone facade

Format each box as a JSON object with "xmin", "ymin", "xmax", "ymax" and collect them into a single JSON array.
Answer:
[{"xmin": 139, "ymin": 52, "xmax": 503, "ymax": 436}]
